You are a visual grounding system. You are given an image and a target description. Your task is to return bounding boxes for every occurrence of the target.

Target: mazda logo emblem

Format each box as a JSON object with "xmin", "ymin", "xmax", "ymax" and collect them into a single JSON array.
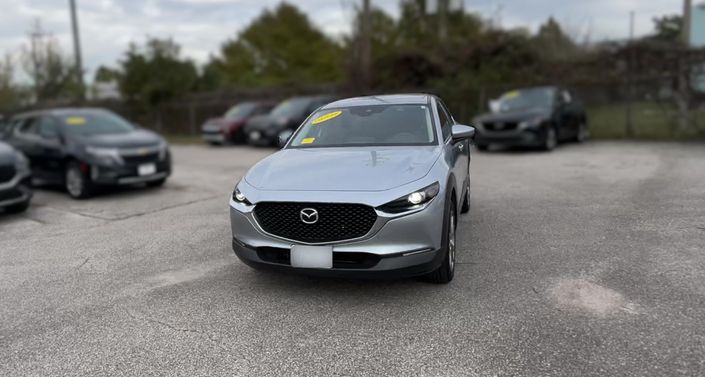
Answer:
[{"xmin": 300, "ymin": 208, "xmax": 319, "ymax": 224}]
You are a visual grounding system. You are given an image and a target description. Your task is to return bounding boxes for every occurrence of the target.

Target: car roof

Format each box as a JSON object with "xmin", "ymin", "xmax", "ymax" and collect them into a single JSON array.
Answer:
[{"xmin": 321, "ymin": 94, "xmax": 432, "ymax": 109}]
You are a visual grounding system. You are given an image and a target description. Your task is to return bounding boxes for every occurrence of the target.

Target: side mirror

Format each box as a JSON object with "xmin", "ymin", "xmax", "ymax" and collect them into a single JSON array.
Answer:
[
  {"xmin": 452, "ymin": 125, "xmax": 475, "ymax": 141},
  {"xmin": 277, "ymin": 129, "xmax": 293, "ymax": 148},
  {"xmin": 489, "ymin": 100, "xmax": 501, "ymax": 113}
]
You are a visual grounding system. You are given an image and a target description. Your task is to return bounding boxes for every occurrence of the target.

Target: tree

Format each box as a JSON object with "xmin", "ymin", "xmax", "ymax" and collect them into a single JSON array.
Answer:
[
  {"xmin": 211, "ymin": 2, "xmax": 343, "ymax": 87},
  {"xmin": 0, "ymin": 54, "xmax": 28, "ymax": 112},
  {"xmin": 532, "ymin": 17, "xmax": 578, "ymax": 61},
  {"xmin": 93, "ymin": 66, "xmax": 121, "ymax": 83},
  {"xmin": 21, "ymin": 21, "xmax": 79, "ymax": 103},
  {"xmin": 118, "ymin": 37, "xmax": 198, "ymax": 109},
  {"xmin": 652, "ymin": 15, "xmax": 682, "ymax": 42}
]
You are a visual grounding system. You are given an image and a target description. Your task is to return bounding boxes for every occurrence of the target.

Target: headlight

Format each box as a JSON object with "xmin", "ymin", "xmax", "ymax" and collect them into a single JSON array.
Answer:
[
  {"xmin": 158, "ymin": 141, "xmax": 169, "ymax": 161},
  {"xmin": 14, "ymin": 152, "xmax": 30, "ymax": 175},
  {"xmin": 378, "ymin": 182, "xmax": 440, "ymax": 214},
  {"xmin": 232, "ymin": 186, "xmax": 252, "ymax": 206},
  {"xmin": 85, "ymin": 146, "xmax": 122, "ymax": 165}
]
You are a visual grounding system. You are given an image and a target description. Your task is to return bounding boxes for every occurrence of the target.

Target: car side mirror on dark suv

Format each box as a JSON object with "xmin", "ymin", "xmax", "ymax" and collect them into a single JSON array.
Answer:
[{"xmin": 452, "ymin": 125, "xmax": 475, "ymax": 141}]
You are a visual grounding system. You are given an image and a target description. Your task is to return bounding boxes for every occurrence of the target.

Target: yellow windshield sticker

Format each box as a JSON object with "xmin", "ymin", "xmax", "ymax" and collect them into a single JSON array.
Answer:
[
  {"xmin": 66, "ymin": 116, "xmax": 86, "ymax": 125},
  {"xmin": 311, "ymin": 111, "xmax": 342, "ymax": 125},
  {"xmin": 504, "ymin": 90, "xmax": 520, "ymax": 99},
  {"xmin": 301, "ymin": 137, "xmax": 316, "ymax": 144}
]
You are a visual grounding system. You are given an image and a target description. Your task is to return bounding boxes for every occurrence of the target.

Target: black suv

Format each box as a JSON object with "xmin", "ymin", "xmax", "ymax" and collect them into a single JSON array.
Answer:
[
  {"xmin": 6, "ymin": 108, "xmax": 171, "ymax": 199},
  {"xmin": 473, "ymin": 86, "xmax": 588, "ymax": 151},
  {"xmin": 244, "ymin": 95, "xmax": 334, "ymax": 147},
  {"xmin": 0, "ymin": 140, "xmax": 32, "ymax": 213}
]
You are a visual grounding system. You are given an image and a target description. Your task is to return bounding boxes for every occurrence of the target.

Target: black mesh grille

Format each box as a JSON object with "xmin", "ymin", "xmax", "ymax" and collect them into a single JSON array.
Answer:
[
  {"xmin": 0, "ymin": 165, "xmax": 15, "ymax": 183},
  {"xmin": 122, "ymin": 153, "xmax": 160, "ymax": 165},
  {"xmin": 254, "ymin": 202, "xmax": 377, "ymax": 243}
]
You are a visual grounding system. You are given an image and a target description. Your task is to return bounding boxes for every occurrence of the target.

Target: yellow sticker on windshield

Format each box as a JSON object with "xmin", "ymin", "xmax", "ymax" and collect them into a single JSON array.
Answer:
[
  {"xmin": 66, "ymin": 116, "xmax": 86, "ymax": 125},
  {"xmin": 311, "ymin": 111, "xmax": 342, "ymax": 125},
  {"xmin": 504, "ymin": 90, "xmax": 520, "ymax": 99},
  {"xmin": 301, "ymin": 137, "xmax": 315, "ymax": 144}
]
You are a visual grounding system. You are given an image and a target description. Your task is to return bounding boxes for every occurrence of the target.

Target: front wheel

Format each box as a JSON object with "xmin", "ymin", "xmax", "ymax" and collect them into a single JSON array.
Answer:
[
  {"xmin": 542, "ymin": 127, "xmax": 557, "ymax": 151},
  {"xmin": 426, "ymin": 201, "xmax": 456, "ymax": 284},
  {"xmin": 65, "ymin": 161, "xmax": 95, "ymax": 199},
  {"xmin": 575, "ymin": 122, "xmax": 589, "ymax": 143}
]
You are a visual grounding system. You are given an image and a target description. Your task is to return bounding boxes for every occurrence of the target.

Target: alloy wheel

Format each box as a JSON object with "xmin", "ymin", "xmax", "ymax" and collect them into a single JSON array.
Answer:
[
  {"xmin": 66, "ymin": 167, "xmax": 84, "ymax": 198},
  {"xmin": 448, "ymin": 211, "xmax": 456, "ymax": 272}
]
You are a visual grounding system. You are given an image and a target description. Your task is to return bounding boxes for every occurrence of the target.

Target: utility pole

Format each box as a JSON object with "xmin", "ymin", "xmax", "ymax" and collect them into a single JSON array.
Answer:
[
  {"xmin": 359, "ymin": 0, "xmax": 371, "ymax": 90},
  {"xmin": 69, "ymin": 0, "xmax": 85, "ymax": 101},
  {"xmin": 439, "ymin": 0, "xmax": 449, "ymax": 42},
  {"xmin": 683, "ymin": 0, "xmax": 692, "ymax": 47},
  {"xmin": 625, "ymin": 11, "xmax": 635, "ymax": 138}
]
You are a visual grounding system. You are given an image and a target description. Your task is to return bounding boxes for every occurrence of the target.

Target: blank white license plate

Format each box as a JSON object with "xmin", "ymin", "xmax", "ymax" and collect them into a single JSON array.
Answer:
[
  {"xmin": 290, "ymin": 245, "xmax": 333, "ymax": 269},
  {"xmin": 138, "ymin": 163, "xmax": 157, "ymax": 176}
]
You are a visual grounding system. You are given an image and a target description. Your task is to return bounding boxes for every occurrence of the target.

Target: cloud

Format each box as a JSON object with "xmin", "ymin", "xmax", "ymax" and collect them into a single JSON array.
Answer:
[{"xmin": 0, "ymin": 0, "xmax": 682, "ymax": 83}]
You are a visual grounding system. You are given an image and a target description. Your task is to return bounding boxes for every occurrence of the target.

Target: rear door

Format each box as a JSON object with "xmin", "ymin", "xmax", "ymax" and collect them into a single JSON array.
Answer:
[{"xmin": 35, "ymin": 115, "xmax": 65, "ymax": 181}]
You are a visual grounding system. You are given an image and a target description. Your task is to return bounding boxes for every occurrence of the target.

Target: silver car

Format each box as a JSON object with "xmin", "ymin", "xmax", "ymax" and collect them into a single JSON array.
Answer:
[{"xmin": 229, "ymin": 94, "xmax": 475, "ymax": 283}]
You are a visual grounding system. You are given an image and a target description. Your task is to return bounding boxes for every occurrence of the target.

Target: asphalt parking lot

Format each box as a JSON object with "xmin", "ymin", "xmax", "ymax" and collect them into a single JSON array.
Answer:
[{"xmin": 1, "ymin": 141, "xmax": 704, "ymax": 376}]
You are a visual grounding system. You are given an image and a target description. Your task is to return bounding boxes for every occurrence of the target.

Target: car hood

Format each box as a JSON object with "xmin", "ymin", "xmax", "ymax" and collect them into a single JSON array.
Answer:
[
  {"xmin": 0, "ymin": 141, "xmax": 16, "ymax": 165},
  {"xmin": 245, "ymin": 146, "xmax": 442, "ymax": 192},
  {"xmin": 475, "ymin": 108, "xmax": 552, "ymax": 123},
  {"xmin": 73, "ymin": 129, "xmax": 163, "ymax": 148}
]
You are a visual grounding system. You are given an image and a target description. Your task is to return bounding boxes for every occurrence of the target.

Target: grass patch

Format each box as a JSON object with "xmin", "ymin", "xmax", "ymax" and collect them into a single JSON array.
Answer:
[{"xmin": 588, "ymin": 102, "xmax": 676, "ymax": 139}]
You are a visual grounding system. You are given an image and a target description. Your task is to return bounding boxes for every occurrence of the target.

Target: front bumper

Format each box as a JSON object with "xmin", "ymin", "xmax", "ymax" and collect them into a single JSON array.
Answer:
[
  {"xmin": 0, "ymin": 174, "xmax": 32, "ymax": 209},
  {"xmin": 475, "ymin": 127, "xmax": 547, "ymax": 147},
  {"xmin": 229, "ymin": 193, "xmax": 446, "ymax": 278},
  {"xmin": 89, "ymin": 158, "xmax": 171, "ymax": 185}
]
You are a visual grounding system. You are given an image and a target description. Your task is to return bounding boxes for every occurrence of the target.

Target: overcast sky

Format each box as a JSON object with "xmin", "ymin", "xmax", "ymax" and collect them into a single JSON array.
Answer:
[{"xmin": 0, "ymin": 0, "xmax": 682, "ymax": 80}]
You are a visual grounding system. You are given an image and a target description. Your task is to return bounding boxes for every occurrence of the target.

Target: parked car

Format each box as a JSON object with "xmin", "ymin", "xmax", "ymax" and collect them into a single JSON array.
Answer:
[
  {"xmin": 243, "ymin": 95, "xmax": 334, "ymax": 146},
  {"xmin": 0, "ymin": 140, "xmax": 32, "ymax": 213},
  {"xmin": 201, "ymin": 101, "xmax": 275, "ymax": 145},
  {"xmin": 230, "ymin": 94, "xmax": 475, "ymax": 284},
  {"xmin": 473, "ymin": 86, "xmax": 588, "ymax": 151},
  {"xmin": 6, "ymin": 108, "xmax": 171, "ymax": 199}
]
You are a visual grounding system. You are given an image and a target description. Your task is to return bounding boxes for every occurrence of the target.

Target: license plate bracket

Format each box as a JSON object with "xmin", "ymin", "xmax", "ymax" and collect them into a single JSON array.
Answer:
[
  {"xmin": 290, "ymin": 245, "xmax": 333, "ymax": 269},
  {"xmin": 138, "ymin": 163, "xmax": 157, "ymax": 176}
]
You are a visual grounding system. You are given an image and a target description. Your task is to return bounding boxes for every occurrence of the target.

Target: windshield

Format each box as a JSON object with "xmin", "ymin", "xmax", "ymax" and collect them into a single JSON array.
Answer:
[
  {"xmin": 496, "ymin": 88, "xmax": 556, "ymax": 113},
  {"xmin": 288, "ymin": 104, "xmax": 436, "ymax": 148},
  {"xmin": 59, "ymin": 111, "xmax": 135, "ymax": 136},
  {"xmin": 270, "ymin": 98, "xmax": 312, "ymax": 118},
  {"xmin": 224, "ymin": 103, "xmax": 258, "ymax": 119}
]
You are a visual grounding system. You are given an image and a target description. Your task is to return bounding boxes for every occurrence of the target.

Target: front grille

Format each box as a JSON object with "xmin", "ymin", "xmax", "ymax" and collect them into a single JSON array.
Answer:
[
  {"xmin": 484, "ymin": 121, "xmax": 518, "ymax": 131},
  {"xmin": 122, "ymin": 152, "xmax": 160, "ymax": 165},
  {"xmin": 254, "ymin": 202, "xmax": 377, "ymax": 243},
  {"xmin": 0, "ymin": 165, "xmax": 15, "ymax": 183}
]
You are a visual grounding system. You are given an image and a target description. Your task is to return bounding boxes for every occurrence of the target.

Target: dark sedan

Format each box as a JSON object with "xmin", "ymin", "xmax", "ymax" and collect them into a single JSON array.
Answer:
[
  {"xmin": 244, "ymin": 95, "xmax": 334, "ymax": 147},
  {"xmin": 0, "ymin": 141, "xmax": 32, "ymax": 213},
  {"xmin": 473, "ymin": 86, "xmax": 588, "ymax": 151},
  {"xmin": 6, "ymin": 108, "xmax": 171, "ymax": 199},
  {"xmin": 201, "ymin": 101, "xmax": 274, "ymax": 145}
]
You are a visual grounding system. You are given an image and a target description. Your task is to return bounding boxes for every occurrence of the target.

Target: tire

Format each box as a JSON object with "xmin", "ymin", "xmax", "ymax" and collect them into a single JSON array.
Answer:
[
  {"xmin": 426, "ymin": 198, "xmax": 456, "ymax": 284},
  {"xmin": 460, "ymin": 186, "xmax": 470, "ymax": 214},
  {"xmin": 65, "ymin": 161, "xmax": 94, "ymax": 199},
  {"xmin": 575, "ymin": 122, "xmax": 589, "ymax": 143},
  {"xmin": 147, "ymin": 178, "xmax": 167, "ymax": 187},
  {"xmin": 4, "ymin": 200, "xmax": 30, "ymax": 214},
  {"xmin": 542, "ymin": 127, "xmax": 557, "ymax": 151}
]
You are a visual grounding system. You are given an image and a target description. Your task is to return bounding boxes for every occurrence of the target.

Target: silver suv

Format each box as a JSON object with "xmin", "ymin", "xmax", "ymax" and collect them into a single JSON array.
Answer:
[{"xmin": 230, "ymin": 94, "xmax": 475, "ymax": 283}]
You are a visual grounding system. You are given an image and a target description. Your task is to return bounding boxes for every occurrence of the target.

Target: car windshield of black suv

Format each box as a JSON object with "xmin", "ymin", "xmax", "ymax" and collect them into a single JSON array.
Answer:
[
  {"xmin": 496, "ymin": 88, "xmax": 555, "ymax": 113},
  {"xmin": 59, "ymin": 111, "xmax": 135, "ymax": 136},
  {"xmin": 224, "ymin": 103, "xmax": 258, "ymax": 120},
  {"xmin": 270, "ymin": 98, "xmax": 311, "ymax": 118},
  {"xmin": 289, "ymin": 104, "xmax": 436, "ymax": 148}
]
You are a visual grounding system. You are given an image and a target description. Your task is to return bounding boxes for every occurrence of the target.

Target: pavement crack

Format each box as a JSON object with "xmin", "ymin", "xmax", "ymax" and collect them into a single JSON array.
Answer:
[
  {"xmin": 111, "ymin": 193, "xmax": 223, "ymax": 221},
  {"xmin": 76, "ymin": 257, "xmax": 90, "ymax": 270},
  {"xmin": 123, "ymin": 309, "xmax": 229, "ymax": 352}
]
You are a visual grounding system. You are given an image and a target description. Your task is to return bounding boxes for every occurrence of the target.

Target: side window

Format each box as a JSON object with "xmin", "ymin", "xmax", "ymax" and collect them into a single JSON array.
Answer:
[
  {"xmin": 39, "ymin": 116, "xmax": 60, "ymax": 139},
  {"xmin": 436, "ymin": 100, "xmax": 453, "ymax": 141},
  {"xmin": 15, "ymin": 118, "xmax": 38, "ymax": 136}
]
